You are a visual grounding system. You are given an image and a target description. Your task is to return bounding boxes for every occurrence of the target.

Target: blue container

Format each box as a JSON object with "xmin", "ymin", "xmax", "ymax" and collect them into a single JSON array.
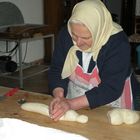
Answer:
[{"xmin": 136, "ymin": 45, "xmax": 140, "ymax": 68}]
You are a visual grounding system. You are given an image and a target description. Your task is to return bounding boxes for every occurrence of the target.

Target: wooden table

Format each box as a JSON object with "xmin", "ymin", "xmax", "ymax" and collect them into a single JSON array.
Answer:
[{"xmin": 0, "ymin": 86, "xmax": 140, "ymax": 140}]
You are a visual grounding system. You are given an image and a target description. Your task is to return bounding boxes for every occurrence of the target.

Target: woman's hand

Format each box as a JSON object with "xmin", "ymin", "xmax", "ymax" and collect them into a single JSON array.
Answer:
[
  {"xmin": 49, "ymin": 97, "xmax": 71, "ymax": 121},
  {"xmin": 49, "ymin": 87, "xmax": 89, "ymax": 121}
]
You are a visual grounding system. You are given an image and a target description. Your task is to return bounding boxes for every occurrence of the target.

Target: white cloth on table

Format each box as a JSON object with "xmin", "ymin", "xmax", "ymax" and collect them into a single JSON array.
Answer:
[{"xmin": 0, "ymin": 118, "xmax": 88, "ymax": 140}]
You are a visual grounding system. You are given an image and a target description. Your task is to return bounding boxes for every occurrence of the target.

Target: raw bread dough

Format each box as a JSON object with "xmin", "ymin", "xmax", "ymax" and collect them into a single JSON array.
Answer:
[
  {"xmin": 21, "ymin": 102, "xmax": 88, "ymax": 123},
  {"xmin": 107, "ymin": 108, "xmax": 140, "ymax": 125}
]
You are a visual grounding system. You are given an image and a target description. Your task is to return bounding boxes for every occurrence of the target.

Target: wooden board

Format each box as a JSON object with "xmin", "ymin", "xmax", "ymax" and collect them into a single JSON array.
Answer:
[{"xmin": 0, "ymin": 86, "xmax": 140, "ymax": 140}]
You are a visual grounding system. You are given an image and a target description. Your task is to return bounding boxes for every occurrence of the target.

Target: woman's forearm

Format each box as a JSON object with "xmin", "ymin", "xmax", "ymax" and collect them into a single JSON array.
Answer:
[
  {"xmin": 53, "ymin": 88, "xmax": 89, "ymax": 110},
  {"xmin": 68, "ymin": 95, "xmax": 89, "ymax": 110}
]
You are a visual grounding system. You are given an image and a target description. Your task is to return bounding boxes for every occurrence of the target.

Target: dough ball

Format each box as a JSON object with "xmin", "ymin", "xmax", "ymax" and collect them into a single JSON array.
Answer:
[
  {"xmin": 60, "ymin": 110, "xmax": 79, "ymax": 121},
  {"xmin": 60, "ymin": 110, "xmax": 88, "ymax": 123},
  {"xmin": 21, "ymin": 102, "xmax": 88, "ymax": 123},
  {"xmin": 21, "ymin": 102, "xmax": 49, "ymax": 116},
  {"xmin": 76, "ymin": 115, "xmax": 88, "ymax": 123},
  {"xmin": 107, "ymin": 109, "xmax": 123, "ymax": 125},
  {"xmin": 107, "ymin": 108, "xmax": 140, "ymax": 125},
  {"xmin": 122, "ymin": 109, "xmax": 140, "ymax": 124}
]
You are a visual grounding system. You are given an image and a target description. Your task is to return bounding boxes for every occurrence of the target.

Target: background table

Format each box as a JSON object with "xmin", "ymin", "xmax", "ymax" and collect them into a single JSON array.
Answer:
[{"xmin": 0, "ymin": 24, "xmax": 55, "ymax": 89}]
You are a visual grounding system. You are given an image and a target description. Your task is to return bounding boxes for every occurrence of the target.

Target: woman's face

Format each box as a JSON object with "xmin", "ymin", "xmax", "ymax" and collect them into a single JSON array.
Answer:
[{"xmin": 70, "ymin": 23, "xmax": 92, "ymax": 50}]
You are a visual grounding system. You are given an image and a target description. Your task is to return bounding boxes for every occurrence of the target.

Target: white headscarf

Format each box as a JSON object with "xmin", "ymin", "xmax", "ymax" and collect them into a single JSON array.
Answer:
[{"xmin": 61, "ymin": 0, "xmax": 123, "ymax": 79}]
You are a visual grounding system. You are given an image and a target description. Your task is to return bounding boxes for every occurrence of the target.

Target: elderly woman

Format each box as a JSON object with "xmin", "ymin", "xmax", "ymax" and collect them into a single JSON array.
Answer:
[{"xmin": 48, "ymin": 0, "xmax": 140, "ymax": 121}]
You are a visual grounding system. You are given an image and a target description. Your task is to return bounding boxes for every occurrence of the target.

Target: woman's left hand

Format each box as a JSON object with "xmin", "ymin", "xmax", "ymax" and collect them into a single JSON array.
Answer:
[{"xmin": 49, "ymin": 97, "xmax": 71, "ymax": 121}]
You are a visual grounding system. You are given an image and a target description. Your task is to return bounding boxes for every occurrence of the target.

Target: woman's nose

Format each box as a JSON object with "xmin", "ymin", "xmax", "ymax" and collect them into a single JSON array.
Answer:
[{"xmin": 76, "ymin": 37, "xmax": 84, "ymax": 46}]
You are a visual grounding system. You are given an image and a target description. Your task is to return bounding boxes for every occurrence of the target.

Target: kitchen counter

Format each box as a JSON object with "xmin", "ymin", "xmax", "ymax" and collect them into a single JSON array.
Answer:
[{"xmin": 0, "ymin": 86, "xmax": 140, "ymax": 140}]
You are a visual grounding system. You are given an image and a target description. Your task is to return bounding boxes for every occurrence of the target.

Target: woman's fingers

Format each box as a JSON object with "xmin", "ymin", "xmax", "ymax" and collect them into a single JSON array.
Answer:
[
  {"xmin": 51, "ymin": 107, "xmax": 65, "ymax": 121},
  {"xmin": 49, "ymin": 97, "xmax": 60, "ymax": 116},
  {"xmin": 49, "ymin": 97, "xmax": 71, "ymax": 121}
]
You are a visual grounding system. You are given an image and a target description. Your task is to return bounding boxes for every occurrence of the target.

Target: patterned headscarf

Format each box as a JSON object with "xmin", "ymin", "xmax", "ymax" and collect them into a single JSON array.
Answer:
[{"xmin": 61, "ymin": 0, "xmax": 122, "ymax": 79}]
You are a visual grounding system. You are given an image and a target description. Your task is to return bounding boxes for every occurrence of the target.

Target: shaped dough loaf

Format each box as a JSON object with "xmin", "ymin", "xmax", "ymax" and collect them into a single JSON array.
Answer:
[
  {"xmin": 107, "ymin": 108, "xmax": 140, "ymax": 125},
  {"xmin": 21, "ymin": 102, "xmax": 88, "ymax": 123}
]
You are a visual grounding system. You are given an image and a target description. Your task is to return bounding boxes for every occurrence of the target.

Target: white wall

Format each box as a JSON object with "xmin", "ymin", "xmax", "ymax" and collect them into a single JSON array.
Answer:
[
  {"xmin": 136, "ymin": 0, "xmax": 140, "ymax": 16},
  {"xmin": 0, "ymin": 0, "xmax": 44, "ymax": 63}
]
